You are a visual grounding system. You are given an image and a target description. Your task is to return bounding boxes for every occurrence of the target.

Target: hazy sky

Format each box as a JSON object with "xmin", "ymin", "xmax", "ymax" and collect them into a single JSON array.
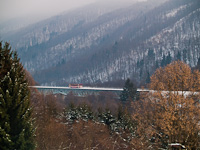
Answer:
[
  {"xmin": 0, "ymin": 0, "xmax": 148, "ymax": 23},
  {"xmin": 0, "ymin": 0, "xmax": 96, "ymax": 22}
]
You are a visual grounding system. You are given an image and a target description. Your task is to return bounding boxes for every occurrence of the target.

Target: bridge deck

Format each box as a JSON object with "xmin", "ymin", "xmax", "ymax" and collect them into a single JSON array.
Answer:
[
  {"xmin": 29, "ymin": 86, "xmax": 198, "ymax": 96},
  {"xmin": 29, "ymin": 86, "xmax": 150, "ymax": 96},
  {"xmin": 30, "ymin": 86, "xmax": 123, "ymax": 91}
]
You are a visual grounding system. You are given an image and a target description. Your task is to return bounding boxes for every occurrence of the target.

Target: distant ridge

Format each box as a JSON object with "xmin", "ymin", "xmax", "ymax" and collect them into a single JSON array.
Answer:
[{"xmin": 2, "ymin": 0, "xmax": 200, "ymax": 86}]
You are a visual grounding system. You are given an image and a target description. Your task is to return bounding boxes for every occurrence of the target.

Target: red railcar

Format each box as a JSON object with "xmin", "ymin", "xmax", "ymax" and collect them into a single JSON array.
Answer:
[{"xmin": 69, "ymin": 84, "xmax": 83, "ymax": 88}]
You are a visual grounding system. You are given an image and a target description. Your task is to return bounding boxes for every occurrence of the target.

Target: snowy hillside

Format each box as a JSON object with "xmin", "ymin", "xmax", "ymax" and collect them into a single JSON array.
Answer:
[{"xmin": 2, "ymin": 0, "xmax": 200, "ymax": 86}]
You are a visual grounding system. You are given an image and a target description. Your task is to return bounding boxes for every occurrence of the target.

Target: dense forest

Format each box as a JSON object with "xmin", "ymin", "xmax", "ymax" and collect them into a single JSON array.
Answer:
[
  {"xmin": 1, "ymin": 0, "xmax": 199, "ymax": 86},
  {"xmin": 1, "ymin": 0, "xmax": 200, "ymax": 149},
  {"xmin": 30, "ymin": 62, "xmax": 200, "ymax": 150},
  {"xmin": 1, "ymin": 42, "xmax": 200, "ymax": 149}
]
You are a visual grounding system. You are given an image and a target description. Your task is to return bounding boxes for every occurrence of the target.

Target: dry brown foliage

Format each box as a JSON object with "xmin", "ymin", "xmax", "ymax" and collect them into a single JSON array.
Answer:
[
  {"xmin": 33, "ymin": 94, "xmax": 134, "ymax": 150},
  {"xmin": 64, "ymin": 91, "xmax": 120, "ymax": 114},
  {"xmin": 132, "ymin": 61, "xmax": 200, "ymax": 149},
  {"xmin": 25, "ymin": 66, "xmax": 136, "ymax": 149},
  {"xmin": 36, "ymin": 118, "xmax": 68, "ymax": 150},
  {"xmin": 131, "ymin": 93, "xmax": 161, "ymax": 149},
  {"xmin": 150, "ymin": 60, "xmax": 200, "ymax": 92},
  {"xmin": 133, "ymin": 92, "xmax": 200, "ymax": 149},
  {"xmin": 65, "ymin": 120, "xmax": 134, "ymax": 150},
  {"xmin": 30, "ymin": 92, "xmax": 66, "ymax": 150},
  {"xmin": 30, "ymin": 90, "xmax": 134, "ymax": 150}
]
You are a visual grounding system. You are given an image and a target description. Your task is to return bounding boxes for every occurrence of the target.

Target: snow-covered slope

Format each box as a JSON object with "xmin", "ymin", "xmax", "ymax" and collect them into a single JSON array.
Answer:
[
  {"xmin": 2, "ymin": 0, "xmax": 200, "ymax": 86},
  {"xmin": 46, "ymin": 0, "xmax": 200, "ymax": 85}
]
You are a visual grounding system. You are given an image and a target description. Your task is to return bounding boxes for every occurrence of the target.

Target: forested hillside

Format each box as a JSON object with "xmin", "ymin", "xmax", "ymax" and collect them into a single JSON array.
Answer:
[
  {"xmin": 1, "ymin": 0, "xmax": 200, "ymax": 86},
  {"xmin": 1, "ymin": 41, "xmax": 200, "ymax": 149}
]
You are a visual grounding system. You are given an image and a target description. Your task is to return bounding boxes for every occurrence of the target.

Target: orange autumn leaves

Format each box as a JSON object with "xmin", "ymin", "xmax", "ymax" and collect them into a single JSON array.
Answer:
[
  {"xmin": 150, "ymin": 60, "xmax": 200, "ymax": 92},
  {"xmin": 133, "ymin": 61, "xmax": 200, "ymax": 149}
]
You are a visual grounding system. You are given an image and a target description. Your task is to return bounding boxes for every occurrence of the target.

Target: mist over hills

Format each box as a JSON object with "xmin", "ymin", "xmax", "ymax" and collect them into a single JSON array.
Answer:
[{"xmin": 1, "ymin": 0, "xmax": 200, "ymax": 86}]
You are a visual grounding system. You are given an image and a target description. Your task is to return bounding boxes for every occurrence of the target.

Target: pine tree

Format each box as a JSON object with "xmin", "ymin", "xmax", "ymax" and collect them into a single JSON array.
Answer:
[
  {"xmin": 117, "ymin": 106, "xmax": 136, "ymax": 134},
  {"xmin": 145, "ymin": 72, "xmax": 151, "ymax": 84},
  {"xmin": 161, "ymin": 55, "xmax": 166, "ymax": 67},
  {"xmin": 120, "ymin": 78, "xmax": 137, "ymax": 102},
  {"xmin": 100, "ymin": 108, "xmax": 116, "ymax": 127},
  {"xmin": 197, "ymin": 57, "xmax": 200, "ymax": 69},
  {"xmin": 177, "ymin": 51, "xmax": 181, "ymax": 61},
  {"xmin": 166, "ymin": 53, "xmax": 172, "ymax": 65},
  {"xmin": 0, "ymin": 42, "xmax": 35, "ymax": 150}
]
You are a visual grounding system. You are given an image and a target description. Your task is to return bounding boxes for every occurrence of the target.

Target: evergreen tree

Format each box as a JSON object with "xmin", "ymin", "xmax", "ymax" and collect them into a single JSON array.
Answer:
[
  {"xmin": 161, "ymin": 55, "xmax": 166, "ymax": 67},
  {"xmin": 161, "ymin": 53, "xmax": 172, "ymax": 67},
  {"xmin": 197, "ymin": 57, "xmax": 200, "ymax": 68},
  {"xmin": 0, "ymin": 42, "xmax": 35, "ymax": 150},
  {"xmin": 99, "ymin": 108, "xmax": 116, "ymax": 127},
  {"xmin": 117, "ymin": 106, "xmax": 136, "ymax": 133},
  {"xmin": 145, "ymin": 72, "xmax": 151, "ymax": 84},
  {"xmin": 166, "ymin": 53, "xmax": 172, "ymax": 65},
  {"xmin": 120, "ymin": 78, "xmax": 137, "ymax": 102},
  {"xmin": 177, "ymin": 51, "xmax": 181, "ymax": 61}
]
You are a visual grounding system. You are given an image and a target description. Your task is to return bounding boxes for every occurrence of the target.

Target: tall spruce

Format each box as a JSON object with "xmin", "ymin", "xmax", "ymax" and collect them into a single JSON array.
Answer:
[
  {"xmin": 120, "ymin": 78, "xmax": 137, "ymax": 102},
  {"xmin": 0, "ymin": 42, "xmax": 35, "ymax": 150}
]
